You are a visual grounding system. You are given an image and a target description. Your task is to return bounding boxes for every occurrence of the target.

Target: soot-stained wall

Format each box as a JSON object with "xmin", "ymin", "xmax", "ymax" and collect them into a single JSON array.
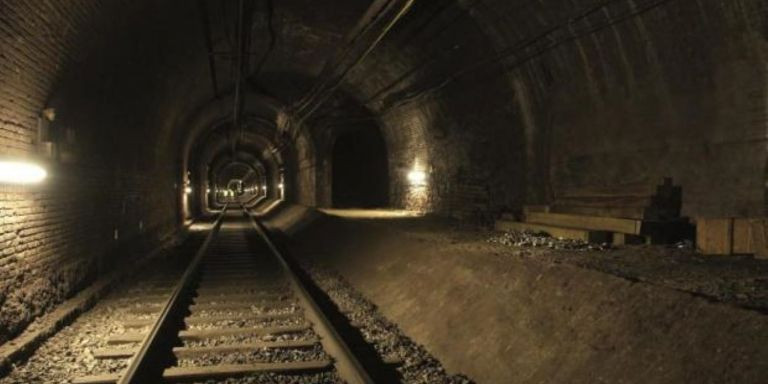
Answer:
[
  {"xmin": 2, "ymin": 0, "xmax": 768, "ymax": 346},
  {"xmin": 0, "ymin": 0, "xmax": 196, "ymax": 342},
  {"xmin": 475, "ymin": 0, "xmax": 768, "ymax": 218},
  {"xmin": 338, "ymin": 0, "xmax": 767, "ymax": 219},
  {"xmin": 342, "ymin": 1, "xmax": 526, "ymax": 218}
]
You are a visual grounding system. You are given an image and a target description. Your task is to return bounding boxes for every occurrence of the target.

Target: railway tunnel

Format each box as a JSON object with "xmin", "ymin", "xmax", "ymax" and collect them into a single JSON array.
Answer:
[{"xmin": 1, "ymin": 0, "xmax": 768, "ymax": 383}]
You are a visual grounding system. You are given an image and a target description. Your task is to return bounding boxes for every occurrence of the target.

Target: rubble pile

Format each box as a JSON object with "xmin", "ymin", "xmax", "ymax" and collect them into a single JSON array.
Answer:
[{"xmin": 488, "ymin": 230, "xmax": 611, "ymax": 251}]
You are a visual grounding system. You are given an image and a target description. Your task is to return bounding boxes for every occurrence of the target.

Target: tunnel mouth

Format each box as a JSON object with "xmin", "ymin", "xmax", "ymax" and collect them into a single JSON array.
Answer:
[
  {"xmin": 331, "ymin": 126, "xmax": 390, "ymax": 209},
  {"xmin": 209, "ymin": 160, "xmax": 268, "ymax": 208}
]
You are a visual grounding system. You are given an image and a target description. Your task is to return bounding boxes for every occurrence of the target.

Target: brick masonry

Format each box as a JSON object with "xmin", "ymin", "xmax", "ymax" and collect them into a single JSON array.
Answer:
[
  {"xmin": 1, "ymin": 0, "xmax": 767, "ymax": 347},
  {"xmin": 342, "ymin": 0, "xmax": 768, "ymax": 219},
  {"xmin": 0, "ymin": 1, "xmax": 179, "ymax": 343}
]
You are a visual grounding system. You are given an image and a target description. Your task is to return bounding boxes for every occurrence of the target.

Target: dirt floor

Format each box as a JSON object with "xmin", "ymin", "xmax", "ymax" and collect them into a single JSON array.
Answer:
[{"xmin": 261, "ymin": 206, "xmax": 768, "ymax": 384}]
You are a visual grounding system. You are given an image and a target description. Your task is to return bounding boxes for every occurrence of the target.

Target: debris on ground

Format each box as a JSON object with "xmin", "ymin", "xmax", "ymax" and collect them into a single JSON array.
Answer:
[{"xmin": 487, "ymin": 230, "xmax": 611, "ymax": 251}]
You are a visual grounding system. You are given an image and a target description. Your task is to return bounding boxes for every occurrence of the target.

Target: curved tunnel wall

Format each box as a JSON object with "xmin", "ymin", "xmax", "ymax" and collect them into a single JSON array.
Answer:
[
  {"xmin": 1, "ymin": 0, "xmax": 767, "ymax": 345},
  {"xmin": 342, "ymin": 0, "xmax": 768, "ymax": 217},
  {"xmin": 474, "ymin": 0, "xmax": 768, "ymax": 218},
  {"xmin": 0, "ymin": 0, "xmax": 198, "ymax": 341}
]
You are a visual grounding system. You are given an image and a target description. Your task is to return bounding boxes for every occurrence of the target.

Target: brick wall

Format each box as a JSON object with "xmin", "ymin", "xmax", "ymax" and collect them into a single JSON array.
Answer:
[
  {"xmin": 0, "ymin": 0, "xmax": 181, "ymax": 343},
  {"xmin": 469, "ymin": 0, "xmax": 768, "ymax": 217},
  {"xmin": 343, "ymin": 0, "xmax": 526, "ymax": 218},
  {"xmin": 341, "ymin": 0, "xmax": 768, "ymax": 219},
  {"xmin": 1, "ymin": 0, "xmax": 767, "ymax": 343}
]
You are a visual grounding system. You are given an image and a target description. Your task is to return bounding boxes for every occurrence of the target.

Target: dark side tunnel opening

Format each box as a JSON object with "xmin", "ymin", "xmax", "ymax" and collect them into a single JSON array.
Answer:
[{"xmin": 332, "ymin": 127, "xmax": 390, "ymax": 209}]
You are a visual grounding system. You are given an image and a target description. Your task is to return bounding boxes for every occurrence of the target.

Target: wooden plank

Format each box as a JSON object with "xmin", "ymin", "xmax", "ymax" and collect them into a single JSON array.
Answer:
[
  {"xmin": 163, "ymin": 360, "xmax": 332, "ymax": 381},
  {"xmin": 112, "ymin": 294, "xmax": 169, "ymax": 303},
  {"xmin": 751, "ymin": 219, "xmax": 768, "ymax": 259},
  {"xmin": 696, "ymin": 218, "xmax": 733, "ymax": 255},
  {"xmin": 93, "ymin": 348, "xmax": 136, "ymax": 359},
  {"xmin": 125, "ymin": 303, "xmax": 164, "ymax": 314},
  {"xmin": 195, "ymin": 292, "xmax": 287, "ymax": 300},
  {"xmin": 107, "ymin": 333, "xmax": 146, "ymax": 344},
  {"xmin": 525, "ymin": 212, "xmax": 642, "ymax": 235},
  {"xmin": 185, "ymin": 311, "xmax": 302, "ymax": 325},
  {"xmin": 179, "ymin": 323, "xmax": 310, "ymax": 340},
  {"xmin": 121, "ymin": 318, "xmax": 154, "ymax": 328},
  {"xmin": 733, "ymin": 218, "xmax": 754, "ymax": 254},
  {"xmin": 194, "ymin": 293, "xmax": 289, "ymax": 305},
  {"xmin": 190, "ymin": 301, "xmax": 292, "ymax": 312},
  {"xmin": 196, "ymin": 286, "xmax": 287, "ymax": 295},
  {"xmin": 72, "ymin": 374, "xmax": 121, "ymax": 384},
  {"xmin": 199, "ymin": 276, "xmax": 275, "ymax": 283},
  {"xmin": 172, "ymin": 338, "xmax": 319, "ymax": 358},
  {"xmin": 122, "ymin": 288, "xmax": 173, "ymax": 296},
  {"xmin": 495, "ymin": 220, "xmax": 609, "ymax": 243}
]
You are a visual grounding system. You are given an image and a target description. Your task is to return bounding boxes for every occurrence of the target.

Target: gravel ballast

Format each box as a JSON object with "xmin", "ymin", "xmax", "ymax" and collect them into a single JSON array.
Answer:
[
  {"xmin": 488, "ymin": 229, "xmax": 611, "ymax": 251},
  {"xmin": 189, "ymin": 371, "xmax": 344, "ymax": 384},
  {"xmin": 296, "ymin": 259, "xmax": 474, "ymax": 384},
  {"xmin": 177, "ymin": 345, "xmax": 330, "ymax": 366},
  {"xmin": 0, "ymin": 251, "xmax": 195, "ymax": 383}
]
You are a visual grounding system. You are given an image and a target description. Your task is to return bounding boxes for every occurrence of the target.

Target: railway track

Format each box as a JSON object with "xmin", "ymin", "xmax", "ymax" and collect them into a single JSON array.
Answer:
[{"xmin": 72, "ymin": 206, "xmax": 373, "ymax": 384}]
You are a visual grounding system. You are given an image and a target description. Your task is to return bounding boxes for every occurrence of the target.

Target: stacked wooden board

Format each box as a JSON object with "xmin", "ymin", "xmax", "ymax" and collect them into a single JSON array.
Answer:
[
  {"xmin": 696, "ymin": 218, "xmax": 768, "ymax": 258},
  {"xmin": 496, "ymin": 178, "xmax": 690, "ymax": 245}
]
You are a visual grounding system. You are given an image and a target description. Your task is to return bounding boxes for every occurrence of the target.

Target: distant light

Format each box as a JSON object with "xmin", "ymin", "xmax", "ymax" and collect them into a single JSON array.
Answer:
[
  {"xmin": 206, "ymin": 188, "xmax": 211, "ymax": 193},
  {"xmin": 184, "ymin": 186, "xmax": 193, "ymax": 194},
  {"xmin": 278, "ymin": 183, "xmax": 284, "ymax": 189},
  {"xmin": 262, "ymin": 186, "xmax": 267, "ymax": 191},
  {"xmin": 407, "ymin": 169, "xmax": 427, "ymax": 186},
  {"xmin": 0, "ymin": 161, "xmax": 47, "ymax": 184}
]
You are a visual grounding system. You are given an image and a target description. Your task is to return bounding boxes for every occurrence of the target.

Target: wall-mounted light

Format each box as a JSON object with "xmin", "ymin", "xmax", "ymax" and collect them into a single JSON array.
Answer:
[
  {"xmin": 0, "ymin": 161, "xmax": 47, "ymax": 184},
  {"xmin": 407, "ymin": 169, "xmax": 427, "ymax": 186},
  {"xmin": 184, "ymin": 186, "xmax": 193, "ymax": 194}
]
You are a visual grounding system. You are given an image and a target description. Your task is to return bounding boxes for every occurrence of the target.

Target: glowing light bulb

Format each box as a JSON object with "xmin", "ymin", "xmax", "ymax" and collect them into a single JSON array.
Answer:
[
  {"xmin": 0, "ymin": 161, "xmax": 47, "ymax": 184},
  {"xmin": 407, "ymin": 169, "xmax": 427, "ymax": 186},
  {"xmin": 184, "ymin": 186, "xmax": 193, "ymax": 194}
]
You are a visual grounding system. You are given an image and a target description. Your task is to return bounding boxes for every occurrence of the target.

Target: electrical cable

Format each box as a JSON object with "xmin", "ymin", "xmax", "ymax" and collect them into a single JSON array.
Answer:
[{"xmin": 371, "ymin": 0, "xmax": 679, "ymax": 112}]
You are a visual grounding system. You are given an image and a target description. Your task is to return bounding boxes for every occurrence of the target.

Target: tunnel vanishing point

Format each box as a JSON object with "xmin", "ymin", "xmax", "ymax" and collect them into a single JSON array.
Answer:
[{"xmin": 1, "ymin": 1, "xmax": 768, "ymax": 383}]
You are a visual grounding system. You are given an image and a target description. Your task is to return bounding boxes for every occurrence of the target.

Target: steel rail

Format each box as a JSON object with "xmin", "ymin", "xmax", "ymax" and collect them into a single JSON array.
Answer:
[
  {"xmin": 117, "ymin": 205, "xmax": 229, "ymax": 384},
  {"xmin": 243, "ymin": 206, "xmax": 375, "ymax": 384}
]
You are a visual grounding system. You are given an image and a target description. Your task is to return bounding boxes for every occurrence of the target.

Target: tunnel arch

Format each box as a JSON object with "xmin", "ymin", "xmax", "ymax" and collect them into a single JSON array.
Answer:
[
  {"xmin": 203, "ymin": 149, "xmax": 269, "ymax": 213},
  {"xmin": 189, "ymin": 129, "xmax": 279, "ymax": 215},
  {"xmin": 2, "ymin": 0, "xmax": 767, "ymax": 356},
  {"xmin": 210, "ymin": 160, "xmax": 266, "ymax": 207},
  {"xmin": 179, "ymin": 92, "xmax": 285, "ymax": 217}
]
